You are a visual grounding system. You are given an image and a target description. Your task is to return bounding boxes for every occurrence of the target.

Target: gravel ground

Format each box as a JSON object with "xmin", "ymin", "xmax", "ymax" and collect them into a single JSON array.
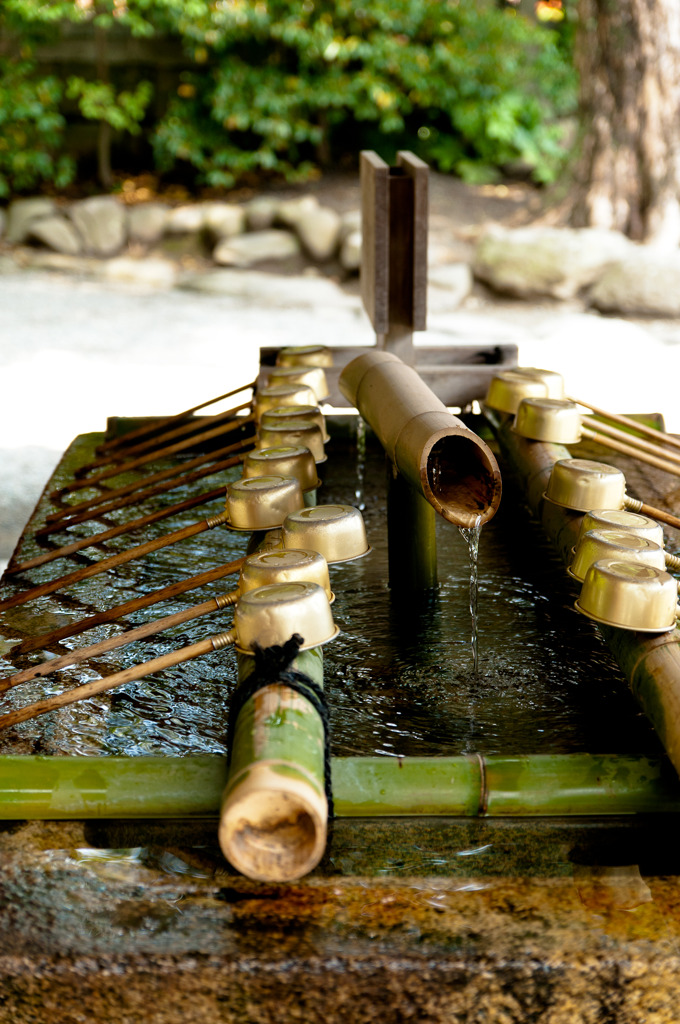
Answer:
[{"xmin": 2, "ymin": 173, "xmax": 679, "ymax": 571}]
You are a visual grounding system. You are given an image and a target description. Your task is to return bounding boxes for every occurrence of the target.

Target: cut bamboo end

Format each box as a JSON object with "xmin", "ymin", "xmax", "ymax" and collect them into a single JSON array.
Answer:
[{"xmin": 219, "ymin": 761, "xmax": 327, "ymax": 882}]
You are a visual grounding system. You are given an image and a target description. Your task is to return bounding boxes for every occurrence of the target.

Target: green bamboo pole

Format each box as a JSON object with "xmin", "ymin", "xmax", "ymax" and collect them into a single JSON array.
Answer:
[
  {"xmin": 0, "ymin": 753, "xmax": 676, "ymax": 820},
  {"xmin": 486, "ymin": 407, "xmax": 680, "ymax": 782},
  {"xmin": 218, "ymin": 646, "xmax": 328, "ymax": 882}
]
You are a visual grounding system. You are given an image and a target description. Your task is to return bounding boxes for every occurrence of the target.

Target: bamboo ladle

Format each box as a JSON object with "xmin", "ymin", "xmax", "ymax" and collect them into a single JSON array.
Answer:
[
  {"xmin": 1, "ymin": 588, "xmax": 240, "ymax": 690},
  {"xmin": 6, "ymin": 555, "xmax": 246, "ymax": 657},
  {"xmin": 580, "ymin": 423, "xmax": 680, "ymax": 479},
  {"xmin": 572, "ymin": 396, "xmax": 680, "ymax": 454},
  {"xmin": 0, "ymin": 507, "xmax": 236, "ymax": 613},
  {"xmin": 584, "ymin": 416, "xmax": 680, "ymax": 466},
  {"xmin": 0, "ymin": 581, "xmax": 337, "ymax": 731},
  {"xmin": 39, "ymin": 439, "xmax": 253, "ymax": 534},
  {"xmin": 52, "ymin": 405, "xmax": 255, "ymax": 497},
  {"xmin": 0, "ymin": 475, "xmax": 304, "ymax": 612},
  {"xmin": 78, "ymin": 385, "xmax": 256, "ymax": 476},
  {"xmin": 8, "ymin": 484, "xmax": 229, "ymax": 575},
  {"xmin": 94, "ymin": 380, "xmax": 256, "ymax": 458}
]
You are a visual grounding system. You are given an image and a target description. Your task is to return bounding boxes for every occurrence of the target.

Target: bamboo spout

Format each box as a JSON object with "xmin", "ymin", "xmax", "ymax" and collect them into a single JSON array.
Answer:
[{"xmin": 339, "ymin": 351, "xmax": 501, "ymax": 527}]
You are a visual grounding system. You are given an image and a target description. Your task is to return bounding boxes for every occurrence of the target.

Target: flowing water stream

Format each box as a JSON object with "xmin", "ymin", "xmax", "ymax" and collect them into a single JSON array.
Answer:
[{"xmin": 458, "ymin": 516, "xmax": 483, "ymax": 673}]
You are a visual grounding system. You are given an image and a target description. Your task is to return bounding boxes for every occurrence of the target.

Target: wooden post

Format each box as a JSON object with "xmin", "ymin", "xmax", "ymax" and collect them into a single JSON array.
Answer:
[
  {"xmin": 386, "ymin": 459, "xmax": 438, "ymax": 591},
  {"xmin": 360, "ymin": 150, "xmax": 428, "ymax": 366}
]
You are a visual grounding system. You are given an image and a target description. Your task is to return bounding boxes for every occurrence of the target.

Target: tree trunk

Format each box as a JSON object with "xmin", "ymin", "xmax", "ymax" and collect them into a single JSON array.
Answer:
[
  {"xmin": 571, "ymin": 0, "xmax": 680, "ymax": 247},
  {"xmin": 95, "ymin": 22, "xmax": 113, "ymax": 189}
]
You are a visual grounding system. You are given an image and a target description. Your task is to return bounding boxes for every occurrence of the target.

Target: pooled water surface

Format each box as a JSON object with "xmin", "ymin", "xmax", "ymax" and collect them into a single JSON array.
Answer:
[{"xmin": 0, "ymin": 420, "xmax": 663, "ymax": 761}]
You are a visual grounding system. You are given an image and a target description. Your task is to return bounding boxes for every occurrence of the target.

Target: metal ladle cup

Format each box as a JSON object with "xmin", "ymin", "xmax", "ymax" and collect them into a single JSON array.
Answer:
[
  {"xmin": 505, "ymin": 366, "xmax": 566, "ymax": 399},
  {"xmin": 225, "ymin": 475, "xmax": 304, "ymax": 531},
  {"xmin": 576, "ymin": 559, "xmax": 680, "ymax": 633},
  {"xmin": 544, "ymin": 459, "xmax": 628, "ymax": 512},
  {"xmin": 261, "ymin": 404, "xmax": 330, "ymax": 442},
  {"xmin": 282, "ymin": 504, "xmax": 371, "ymax": 563},
  {"xmin": 574, "ymin": 509, "xmax": 680, "ymax": 572},
  {"xmin": 254, "ymin": 384, "xmax": 317, "ymax": 420},
  {"xmin": 257, "ymin": 420, "xmax": 327, "ymax": 463},
  {"xmin": 513, "ymin": 398, "xmax": 582, "ymax": 444},
  {"xmin": 484, "ymin": 371, "xmax": 550, "ymax": 415},
  {"xmin": 577, "ymin": 509, "xmax": 664, "ymax": 546},
  {"xmin": 233, "ymin": 580, "xmax": 339, "ymax": 652},
  {"xmin": 242, "ymin": 446, "xmax": 320, "ymax": 493},
  {"xmin": 239, "ymin": 548, "xmax": 333, "ymax": 603},
  {"xmin": 569, "ymin": 529, "xmax": 667, "ymax": 582},
  {"xmin": 266, "ymin": 366, "xmax": 329, "ymax": 403},
  {"xmin": 276, "ymin": 344, "xmax": 334, "ymax": 368}
]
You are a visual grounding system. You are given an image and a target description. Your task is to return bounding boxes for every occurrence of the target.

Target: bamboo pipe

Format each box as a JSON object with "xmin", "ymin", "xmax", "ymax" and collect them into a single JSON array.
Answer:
[
  {"xmin": 219, "ymin": 647, "xmax": 327, "ymax": 882},
  {"xmin": 6, "ymin": 555, "xmax": 246, "ymax": 657},
  {"xmin": 572, "ymin": 396, "xmax": 680, "ymax": 454},
  {"xmin": 0, "ymin": 509, "xmax": 234, "ymax": 613},
  {"xmin": 7, "ymin": 485, "xmax": 227, "ymax": 574},
  {"xmin": 0, "ymin": 627, "xmax": 239, "ymax": 731},
  {"xmin": 78, "ymin": 403, "xmax": 254, "ymax": 477},
  {"xmin": 52, "ymin": 408, "xmax": 254, "ymax": 496},
  {"xmin": 486, "ymin": 409, "xmax": 680, "ymax": 782},
  {"xmin": 585, "ymin": 417, "xmax": 680, "ymax": 468},
  {"xmin": 1, "ymin": 588, "xmax": 240, "ymax": 690},
  {"xmin": 0, "ymin": 753, "xmax": 676, "ymax": 820},
  {"xmin": 39, "ymin": 441, "xmax": 252, "ymax": 533},
  {"xmin": 95, "ymin": 380, "xmax": 256, "ymax": 456},
  {"xmin": 339, "ymin": 351, "xmax": 502, "ymax": 528},
  {"xmin": 581, "ymin": 425, "xmax": 680, "ymax": 480}
]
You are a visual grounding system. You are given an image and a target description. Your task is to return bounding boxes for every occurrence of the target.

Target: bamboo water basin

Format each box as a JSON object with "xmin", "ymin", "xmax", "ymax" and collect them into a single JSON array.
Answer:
[{"xmin": 2, "ymin": 405, "xmax": 680, "ymax": 1023}]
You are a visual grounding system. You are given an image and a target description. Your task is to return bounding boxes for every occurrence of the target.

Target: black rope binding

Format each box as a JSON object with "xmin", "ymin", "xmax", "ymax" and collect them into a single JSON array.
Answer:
[{"xmin": 225, "ymin": 633, "xmax": 334, "ymax": 821}]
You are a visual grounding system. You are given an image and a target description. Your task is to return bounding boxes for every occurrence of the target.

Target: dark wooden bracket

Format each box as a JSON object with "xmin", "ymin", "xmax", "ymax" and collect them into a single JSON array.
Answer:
[{"xmin": 360, "ymin": 150, "xmax": 428, "ymax": 364}]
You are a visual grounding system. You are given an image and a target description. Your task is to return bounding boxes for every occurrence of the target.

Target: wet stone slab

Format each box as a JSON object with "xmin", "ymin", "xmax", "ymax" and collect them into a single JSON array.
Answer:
[{"xmin": 1, "ymin": 420, "xmax": 680, "ymax": 1021}]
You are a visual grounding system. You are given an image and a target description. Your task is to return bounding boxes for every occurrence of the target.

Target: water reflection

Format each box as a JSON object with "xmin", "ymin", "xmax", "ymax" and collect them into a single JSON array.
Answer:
[{"xmin": 0, "ymin": 425, "xmax": 665, "ymax": 765}]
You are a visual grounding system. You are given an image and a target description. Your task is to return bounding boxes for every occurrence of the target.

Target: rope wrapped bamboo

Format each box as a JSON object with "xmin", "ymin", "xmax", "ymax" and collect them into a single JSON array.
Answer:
[{"xmin": 219, "ymin": 647, "xmax": 328, "ymax": 883}]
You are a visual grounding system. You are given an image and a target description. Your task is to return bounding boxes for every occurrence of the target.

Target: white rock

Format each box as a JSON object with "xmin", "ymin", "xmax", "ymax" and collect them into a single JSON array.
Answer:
[
  {"xmin": 428, "ymin": 263, "xmax": 473, "ymax": 311},
  {"xmin": 69, "ymin": 195, "xmax": 127, "ymax": 257},
  {"xmin": 127, "ymin": 203, "xmax": 169, "ymax": 244},
  {"xmin": 18, "ymin": 250, "xmax": 100, "ymax": 275},
  {"xmin": 213, "ymin": 229, "xmax": 301, "ymax": 267},
  {"xmin": 340, "ymin": 209, "xmax": 361, "ymax": 241},
  {"xmin": 473, "ymin": 225, "xmax": 635, "ymax": 300},
  {"xmin": 245, "ymin": 197, "xmax": 279, "ymax": 231},
  {"xmin": 6, "ymin": 197, "xmax": 57, "ymax": 244},
  {"xmin": 277, "ymin": 195, "xmax": 319, "ymax": 227},
  {"xmin": 181, "ymin": 268, "xmax": 356, "ymax": 309},
  {"xmin": 100, "ymin": 257, "xmax": 178, "ymax": 288},
  {"xmin": 166, "ymin": 204, "xmax": 206, "ymax": 234},
  {"xmin": 296, "ymin": 206, "xmax": 342, "ymax": 261},
  {"xmin": 28, "ymin": 215, "xmax": 82, "ymax": 256},
  {"xmin": 203, "ymin": 202, "xmax": 246, "ymax": 240},
  {"xmin": 339, "ymin": 229, "xmax": 362, "ymax": 272},
  {"xmin": 589, "ymin": 248, "xmax": 680, "ymax": 317}
]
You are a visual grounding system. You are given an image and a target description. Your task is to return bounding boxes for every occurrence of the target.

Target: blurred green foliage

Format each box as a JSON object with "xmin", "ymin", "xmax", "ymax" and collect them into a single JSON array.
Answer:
[{"xmin": 0, "ymin": 0, "xmax": 576, "ymax": 195}]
